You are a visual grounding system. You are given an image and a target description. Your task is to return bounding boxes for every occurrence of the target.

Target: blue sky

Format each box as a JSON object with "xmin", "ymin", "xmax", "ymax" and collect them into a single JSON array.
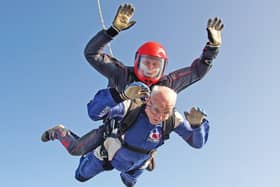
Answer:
[{"xmin": 1, "ymin": 0, "xmax": 279, "ymax": 186}]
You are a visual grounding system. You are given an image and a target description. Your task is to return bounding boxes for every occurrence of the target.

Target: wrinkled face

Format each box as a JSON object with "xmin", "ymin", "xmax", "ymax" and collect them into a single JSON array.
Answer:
[
  {"xmin": 145, "ymin": 96, "xmax": 174, "ymax": 125},
  {"xmin": 138, "ymin": 55, "xmax": 165, "ymax": 79}
]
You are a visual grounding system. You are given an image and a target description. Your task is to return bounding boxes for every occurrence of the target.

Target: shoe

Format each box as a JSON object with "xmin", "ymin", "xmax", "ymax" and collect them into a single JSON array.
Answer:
[
  {"xmin": 41, "ymin": 124, "xmax": 65, "ymax": 142},
  {"xmin": 120, "ymin": 174, "xmax": 135, "ymax": 187}
]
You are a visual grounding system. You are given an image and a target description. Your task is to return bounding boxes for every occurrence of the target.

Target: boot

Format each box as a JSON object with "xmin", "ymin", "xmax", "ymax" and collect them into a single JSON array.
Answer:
[
  {"xmin": 41, "ymin": 124, "xmax": 67, "ymax": 142},
  {"xmin": 120, "ymin": 175, "xmax": 135, "ymax": 187}
]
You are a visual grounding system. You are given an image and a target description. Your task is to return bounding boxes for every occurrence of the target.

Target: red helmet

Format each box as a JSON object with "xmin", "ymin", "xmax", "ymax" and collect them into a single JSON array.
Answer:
[{"xmin": 134, "ymin": 41, "xmax": 168, "ymax": 86}]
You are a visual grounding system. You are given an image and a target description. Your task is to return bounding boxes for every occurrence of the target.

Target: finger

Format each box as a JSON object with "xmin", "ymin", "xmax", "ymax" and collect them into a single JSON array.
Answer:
[
  {"xmin": 139, "ymin": 92, "xmax": 150, "ymax": 99},
  {"xmin": 140, "ymin": 86, "xmax": 150, "ymax": 93},
  {"xmin": 193, "ymin": 106, "xmax": 199, "ymax": 111},
  {"xmin": 127, "ymin": 20, "xmax": 136, "ymax": 29},
  {"xmin": 139, "ymin": 88, "xmax": 150, "ymax": 94},
  {"xmin": 139, "ymin": 89, "xmax": 150, "ymax": 95},
  {"xmin": 139, "ymin": 90, "xmax": 150, "ymax": 97},
  {"xmin": 123, "ymin": 4, "xmax": 129, "ymax": 15},
  {"xmin": 184, "ymin": 111, "xmax": 189, "ymax": 119},
  {"xmin": 209, "ymin": 18, "xmax": 214, "ymax": 28},
  {"xmin": 190, "ymin": 107, "xmax": 203, "ymax": 117},
  {"xmin": 132, "ymin": 81, "xmax": 148, "ymax": 88},
  {"xmin": 195, "ymin": 107, "xmax": 201, "ymax": 112},
  {"xmin": 215, "ymin": 19, "xmax": 222, "ymax": 30},
  {"xmin": 197, "ymin": 107, "xmax": 207, "ymax": 117},
  {"xmin": 214, "ymin": 17, "xmax": 218, "ymax": 24},
  {"xmin": 211, "ymin": 17, "xmax": 218, "ymax": 28},
  {"xmin": 50, "ymin": 132, "xmax": 55, "ymax": 140},
  {"xmin": 190, "ymin": 107, "xmax": 196, "ymax": 113},
  {"xmin": 119, "ymin": 4, "xmax": 126, "ymax": 15},
  {"xmin": 139, "ymin": 83, "xmax": 150, "ymax": 92},
  {"xmin": 132, "ymin": 85, "xmax": 149, "ymax": 93},
  {"xmin": 192, "ymin": 107, "xmax": 200, "ymax": 117},
  {"xmin": 123, "ymin": 4, "xmax": 133, "ymax": 16},
  {"xmin": 207, "ymin": 18, "xmax": 212, "ymax": 28},
  {"xmin": 139, "ymin": 90, "xmax": 149, "ymax": 95},
  {"xmin": 127, "ymin": 4, "xmax": 134, "ymax": 16},
  {"xmin": 217, "ymin": 22, "xmax": 224, "ymax": 31},
  {"xmin": 115, "ymin": 5, "xmax": 123, "ymax": 17},
  {"xmin": 196, "ymin": 107, "xmax": 204, "ymax": 116}
]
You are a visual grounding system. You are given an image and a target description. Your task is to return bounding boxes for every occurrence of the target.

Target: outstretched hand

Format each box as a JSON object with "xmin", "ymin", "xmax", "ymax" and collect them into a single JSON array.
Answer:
[
  {"xmin": 120, "ymin": 82, "xmax": 151, "ymax": 101},
  {"xmin": 207, "ymin": 17, "xmax": 224, "ymax": 47},
  {"xmin": 184, "ymin": 107, "xmax": 207, "ymax": 127},
  {"xmin": 112, "ymin": 3, "xmax": 136, "ymax": 32}
]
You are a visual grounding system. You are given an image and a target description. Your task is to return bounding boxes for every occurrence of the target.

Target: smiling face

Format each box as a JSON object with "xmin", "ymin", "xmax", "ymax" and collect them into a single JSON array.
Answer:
[
  {"xmin": 134, "ymin": 41, "xmax": 168, "ymax": 86},
  {"xmin": 145, "ymin": 86, "xmax": 177, "ymax": 125},
  {"xmin": 138, "ymin": 55, "xmax": 165, "ymax": 79}
]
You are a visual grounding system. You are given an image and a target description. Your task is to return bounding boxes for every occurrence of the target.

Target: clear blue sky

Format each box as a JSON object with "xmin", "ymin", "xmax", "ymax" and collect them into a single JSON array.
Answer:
[{"xmin": 1, "ymin": 0, "xmax": 279, "ymax": 186}]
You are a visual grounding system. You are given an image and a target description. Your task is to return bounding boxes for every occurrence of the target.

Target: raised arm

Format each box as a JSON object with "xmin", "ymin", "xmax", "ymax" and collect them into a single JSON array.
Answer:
[
  {"xmin": 173, "ymin": 107, "xmax": 209, "ymax": 148},
  {"xmin": 159, "ymin": 17, "xmax": 224, "ymax": 93},
  {"xmin": 84, "ymin": 4, "xmax": 136, "ymax": 82},
  {"xmin": 87, "ymin": 82, "xmax": 150, "ymax": 121}
]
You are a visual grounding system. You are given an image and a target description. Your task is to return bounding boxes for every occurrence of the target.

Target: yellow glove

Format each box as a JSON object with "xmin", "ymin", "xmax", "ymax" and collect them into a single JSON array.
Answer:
[
  {"xmin": 207, "ymin": 17, "xmax": 224, "ymax": 47},
  {"xmin": 112, "ymin": 4, "xmax": 136, "ymax": 32},
  {"xmin": 120, "ymin": 82, "xmax": 150, "ymax": 101},
  {"xmin": 184, "ymin": 107, "xmax": 207, "ymax": 127}
]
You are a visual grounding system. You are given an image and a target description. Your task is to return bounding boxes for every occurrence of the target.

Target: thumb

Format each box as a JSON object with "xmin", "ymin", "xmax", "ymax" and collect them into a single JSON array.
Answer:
[
  {"xmin": 125, "ymin": 20, "xmax": 136, "ymax": 30},
  {"xmin": 184, "ymin": 111, "xmax": 189, "ymax": 120}
]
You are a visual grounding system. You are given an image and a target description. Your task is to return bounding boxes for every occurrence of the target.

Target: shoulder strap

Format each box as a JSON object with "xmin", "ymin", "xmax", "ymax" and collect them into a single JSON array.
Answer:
[
  {"xmin": 162, "ymin": 110, "xmax": 176, "ymax": 140},
  {"xmin": 119, "ymin": 103, "xmax": 176, "ymax": 141},
  {"xmin": 119, "ymin": 102, "xmax": 144, "ymax": 134}
]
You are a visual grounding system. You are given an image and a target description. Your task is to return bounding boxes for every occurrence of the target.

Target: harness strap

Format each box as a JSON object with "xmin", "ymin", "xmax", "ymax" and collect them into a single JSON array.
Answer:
[
  {"xmin": 99, "ymin": 119, "xmax": 114, "ymax": 170},
  {"xmin": 121, "ymin": 139, "xmax": 156, "ymax": 155},
  {"xmin": 100, "ymin": 144, "xmax": 113, "ymax": 170}
]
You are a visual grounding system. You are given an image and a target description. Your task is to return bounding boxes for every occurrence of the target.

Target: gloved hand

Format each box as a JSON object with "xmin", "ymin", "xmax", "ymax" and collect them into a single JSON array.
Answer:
[
  {"xmin": 120, "ymin": 82, "xmax": 151, "ymax": 101},
  {"xmin": 207, "ymin": 17, "xmax": 224, "ymax": 47},
  {"xmin": 112, "ymin": 3, "xmax": 136, "ymax": 32},
  {"xmin": 184, "ymin": 107, "xmax": 207, "ymax": 127}
]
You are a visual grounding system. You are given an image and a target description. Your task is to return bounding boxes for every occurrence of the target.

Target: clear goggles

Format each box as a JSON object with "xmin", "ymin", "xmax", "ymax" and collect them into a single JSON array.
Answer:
[{"xmin": 138, "ymin": 55, "xmax": 165, "ymax": 78}]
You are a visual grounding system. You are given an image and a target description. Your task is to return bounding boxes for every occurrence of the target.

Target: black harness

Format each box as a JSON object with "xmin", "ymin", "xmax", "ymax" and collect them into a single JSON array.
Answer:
[{"xmin": 100, "ymin": 102, "xmax": 175, "ymax": 170}]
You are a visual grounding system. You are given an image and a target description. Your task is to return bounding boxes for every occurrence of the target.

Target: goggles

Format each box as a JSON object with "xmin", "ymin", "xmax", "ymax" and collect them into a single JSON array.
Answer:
[{"xmin": 138, "ymin": 55, "xmax": 165, "ymax": 78}]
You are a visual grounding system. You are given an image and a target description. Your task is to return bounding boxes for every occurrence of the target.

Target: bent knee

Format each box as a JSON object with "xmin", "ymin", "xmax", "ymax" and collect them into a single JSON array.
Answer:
[{"xmin": 68, "ymin": 148, "xmax": 84, "ymax": 156}]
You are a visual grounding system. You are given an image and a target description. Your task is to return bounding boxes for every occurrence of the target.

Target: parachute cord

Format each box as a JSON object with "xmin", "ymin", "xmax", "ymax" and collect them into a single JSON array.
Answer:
[
  {"xmin": 96, "ymin": 0, "xmax": 106, "ymax": 30},
  {"xmin": 97, "ymin": 0, "xmax": 114, "ymax": 56}
]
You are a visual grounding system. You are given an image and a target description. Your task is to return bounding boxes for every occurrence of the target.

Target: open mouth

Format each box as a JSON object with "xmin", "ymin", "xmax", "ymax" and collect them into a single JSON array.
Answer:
[{"xmin": 151, "ymin": 118, "xmax": 160, "ymax": 124}]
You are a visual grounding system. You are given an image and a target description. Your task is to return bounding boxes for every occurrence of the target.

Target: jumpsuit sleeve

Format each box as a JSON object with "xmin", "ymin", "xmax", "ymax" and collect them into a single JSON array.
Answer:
[
  {"xmin": 84, "ymin": 29, "xmax": 129, "ymax": 88},
  {"xmin": 87, "ymin": 88, "xmax": 119, "ymax": 121},
  {"xmin": 107, "ymin": 100, "xmax": 131, "ymax": 121},
  {"xmin": 159, "ymin": 43, "xmax": 219, "ymax": 93},
  {"xmin": 87, "ymin": 87, "xmax": 128, "ymax": 121},
  {"xmin": 173, "ymin": 111, "xmax": 210, "ymax": 149}
]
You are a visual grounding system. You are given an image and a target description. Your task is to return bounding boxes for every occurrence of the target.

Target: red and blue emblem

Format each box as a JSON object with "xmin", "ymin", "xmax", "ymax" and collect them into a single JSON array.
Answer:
[{"xmin": 148, "ymin": 128, "xmax": 161, "ymax": 142}]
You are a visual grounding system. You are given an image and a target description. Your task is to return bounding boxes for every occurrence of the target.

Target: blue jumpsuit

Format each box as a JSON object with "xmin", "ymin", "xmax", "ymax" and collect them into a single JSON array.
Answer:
[{"xmin": 75, "ymin": 101, "xmax": 210, "ymax": 185}]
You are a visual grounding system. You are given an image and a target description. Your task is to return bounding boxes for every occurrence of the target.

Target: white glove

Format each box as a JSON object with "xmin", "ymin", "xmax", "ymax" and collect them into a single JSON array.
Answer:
[
  {"xmin": 120, "ymin": 82, "xmax": 150, "ymax": 101},
  {"xmin": 112, "ymin": 3, "xmax": 136, "ymax": 32},
  {"xmin": 207, "ymin": 17, "xmax": 224, "ymax": 47},
  {"xmin": 184, "ymin": 107, "xmax": 207, "ymax": 127}
]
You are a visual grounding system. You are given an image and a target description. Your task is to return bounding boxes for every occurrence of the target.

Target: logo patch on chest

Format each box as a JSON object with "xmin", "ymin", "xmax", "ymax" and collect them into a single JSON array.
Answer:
[{"xmin": 148, "ymin": 128, "xmax": 161, "ymax": 142}]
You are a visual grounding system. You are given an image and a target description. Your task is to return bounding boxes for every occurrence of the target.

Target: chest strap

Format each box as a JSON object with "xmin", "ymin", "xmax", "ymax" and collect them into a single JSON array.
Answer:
[{"xmin": 121, "ymin": 140, "xmax": 156, "ymax": 155}]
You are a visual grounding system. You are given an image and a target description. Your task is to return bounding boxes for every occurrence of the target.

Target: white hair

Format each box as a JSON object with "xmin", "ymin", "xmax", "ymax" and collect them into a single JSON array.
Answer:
[{"xmin": 151, "ymin": 85, "xmax": 177, "ymax": 106}]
